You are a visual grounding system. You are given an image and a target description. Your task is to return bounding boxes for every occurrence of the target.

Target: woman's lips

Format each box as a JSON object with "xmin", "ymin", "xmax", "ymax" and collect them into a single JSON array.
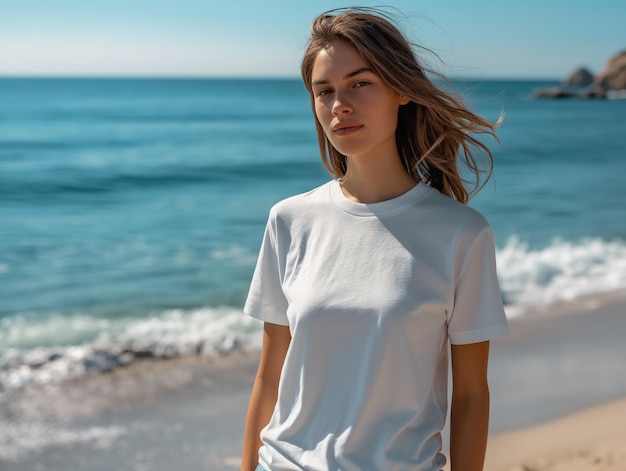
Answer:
[{"xmin": 333, "ymin": 125, "xmax": 363, "ymax": 136}]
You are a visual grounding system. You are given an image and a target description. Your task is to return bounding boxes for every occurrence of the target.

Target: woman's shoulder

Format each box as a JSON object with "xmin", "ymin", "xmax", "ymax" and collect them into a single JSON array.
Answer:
[
  {"xmin": 268, "ymin": 180, "xmax": 334, "ymax": 221},
  {"xmin": 421, "ymin": 185, "xmax": 492, "ymax": 235}
]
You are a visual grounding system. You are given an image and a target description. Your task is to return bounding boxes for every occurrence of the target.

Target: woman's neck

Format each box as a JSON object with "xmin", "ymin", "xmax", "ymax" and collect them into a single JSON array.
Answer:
[{"xmin": 340, "ymin": 154, "xmax": 417, "ymax": 204}]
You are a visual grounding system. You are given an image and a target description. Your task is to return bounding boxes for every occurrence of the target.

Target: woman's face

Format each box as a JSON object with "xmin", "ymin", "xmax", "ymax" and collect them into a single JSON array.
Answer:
[{"xmin": 310, "ymin": 40, "xmax": 408, "ymax": 161}]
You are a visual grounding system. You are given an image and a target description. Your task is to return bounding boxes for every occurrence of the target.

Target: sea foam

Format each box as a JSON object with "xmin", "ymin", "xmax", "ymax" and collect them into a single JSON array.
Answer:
[
  {"xmin": 497, "ymin": 236, "xmax": 626, "ymax": 317},
  {"xmin": 0, "ymin": 307, "xmax": 261, "ymax": 391}
]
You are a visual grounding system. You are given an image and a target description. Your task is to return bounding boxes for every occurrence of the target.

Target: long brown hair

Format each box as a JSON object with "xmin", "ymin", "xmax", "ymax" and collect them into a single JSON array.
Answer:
[{"xmin": 301, "ymin": 8, "xmax": 501, "ymax": 203}]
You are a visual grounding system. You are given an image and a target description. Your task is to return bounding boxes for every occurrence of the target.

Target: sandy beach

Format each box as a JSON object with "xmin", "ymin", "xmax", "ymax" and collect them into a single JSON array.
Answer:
[
  {"xmin": 485, "ymin": 396, "xmax": 626, "ymax": 471},
  {"xmin": 1, "ymin": 293, "xmax": 625, "ymax": 471}
]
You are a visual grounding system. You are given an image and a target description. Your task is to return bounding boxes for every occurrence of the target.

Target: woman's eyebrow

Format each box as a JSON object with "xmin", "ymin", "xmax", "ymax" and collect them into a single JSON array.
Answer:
[{"xmin": 312, "ymin": 67, "xmax": 374, "ymax": 86}]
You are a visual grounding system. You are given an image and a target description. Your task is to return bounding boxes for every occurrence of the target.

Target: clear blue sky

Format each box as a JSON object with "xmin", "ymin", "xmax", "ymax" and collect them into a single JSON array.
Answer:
[{"xmin": 1, "ymin": 0, "xmax": 623, "ymax": 79}]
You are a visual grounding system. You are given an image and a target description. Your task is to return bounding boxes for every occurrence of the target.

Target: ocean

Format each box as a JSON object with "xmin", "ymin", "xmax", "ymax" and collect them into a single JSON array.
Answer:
[{"xmin": 1, "ymin": 78, "xmax": 625, "ymax": 391}]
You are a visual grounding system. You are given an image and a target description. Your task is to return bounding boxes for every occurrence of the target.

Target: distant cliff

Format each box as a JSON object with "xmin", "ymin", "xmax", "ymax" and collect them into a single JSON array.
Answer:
[{"xmin": 594, "ymin": 50, "xmax": 626, "ymax": 90}]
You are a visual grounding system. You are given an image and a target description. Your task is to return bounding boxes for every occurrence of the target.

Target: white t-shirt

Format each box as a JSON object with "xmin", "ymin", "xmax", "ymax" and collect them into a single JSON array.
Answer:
[{"xmin": 244, "ymin": 179, "xmax": 508, "ymax": 471}]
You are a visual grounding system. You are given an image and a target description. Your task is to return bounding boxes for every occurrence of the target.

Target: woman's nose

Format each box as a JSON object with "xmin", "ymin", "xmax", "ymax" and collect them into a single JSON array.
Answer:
[{"xmin": 331, "ymin": 92, "xmax": 353, "ymax": 115}]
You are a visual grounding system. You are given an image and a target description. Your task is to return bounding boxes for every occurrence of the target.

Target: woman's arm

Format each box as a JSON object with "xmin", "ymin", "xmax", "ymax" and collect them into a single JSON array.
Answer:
[
  {"xmin": 241, "ymin": 322, "xmax": 291, "ymax": 471},
  {"xmin": 449, "ymin": 341, "xmax": 491, "ymax": 471}
]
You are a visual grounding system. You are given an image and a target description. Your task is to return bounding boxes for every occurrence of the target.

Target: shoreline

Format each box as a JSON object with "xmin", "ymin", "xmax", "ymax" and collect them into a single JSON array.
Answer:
[
  {"xmin": 483, "ymin": 292, "xmax": 626, "ymax": 470},
  {"xmin": 489, "ymin": 290, "xmax": 626, "ymax": 433},
  {"xmin": 1, "ymin": 292, "xmax": 625, "ymax": 470}
]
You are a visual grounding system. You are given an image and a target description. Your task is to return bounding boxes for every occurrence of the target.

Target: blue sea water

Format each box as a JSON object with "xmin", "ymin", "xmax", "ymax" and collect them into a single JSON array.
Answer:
[{"xmin": 1, "ymin": 78, "xmax": 625, "ymax": 389}]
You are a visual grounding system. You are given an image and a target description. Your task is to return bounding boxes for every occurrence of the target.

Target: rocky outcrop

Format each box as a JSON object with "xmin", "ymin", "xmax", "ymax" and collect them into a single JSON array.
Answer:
[
  {"xmin": 534, "ymin": 50, "xmax": 626, "ymax": 99},
  {"xmin": 562, "ymin": 67, "xmax": 594, "ymax": 86},
  {"xmin": 594, "ymin": 50, "xmax": 626, "ymax": 90},
  {"xmin": 533, "ymin": 86, "xmax": 605, "ymax": 99}
]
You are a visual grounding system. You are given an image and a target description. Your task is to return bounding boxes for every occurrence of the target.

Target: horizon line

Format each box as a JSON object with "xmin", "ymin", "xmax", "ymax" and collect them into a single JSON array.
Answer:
[{"xmin": 0, "ymin": 74, "xmax": 563, "ymax": 81}]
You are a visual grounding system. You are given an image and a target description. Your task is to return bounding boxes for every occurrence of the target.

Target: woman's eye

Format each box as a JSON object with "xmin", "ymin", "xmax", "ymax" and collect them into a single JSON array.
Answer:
[
  {"xmin": 354, "ymin": 81, "xmax": 370, "ymax": 88},
  {"xmin": 316, "ymin": 89, "xmax": 332, "ymax": 97}
]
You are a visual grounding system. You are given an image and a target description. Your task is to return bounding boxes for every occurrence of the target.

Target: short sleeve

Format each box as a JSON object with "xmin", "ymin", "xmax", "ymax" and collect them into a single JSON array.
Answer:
[
  {"xmin": 447, "ymin": 224, "xmax": 508, "ymax": 344},
  {"xmin": 243, "ymin": 210, "xmax": 290, "ymax": 326}
]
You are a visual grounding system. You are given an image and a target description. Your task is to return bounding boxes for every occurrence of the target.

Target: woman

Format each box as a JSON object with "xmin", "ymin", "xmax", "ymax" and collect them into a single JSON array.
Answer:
[{"xmin": 241, "ymin": 8, "xmax": 508, "ymax": 471}]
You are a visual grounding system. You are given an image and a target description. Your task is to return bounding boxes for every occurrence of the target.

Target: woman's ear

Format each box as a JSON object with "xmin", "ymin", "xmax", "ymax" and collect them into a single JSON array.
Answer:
[{"xmin": 399, "ymin": 95, "xmax": 411, "ymax": 105}]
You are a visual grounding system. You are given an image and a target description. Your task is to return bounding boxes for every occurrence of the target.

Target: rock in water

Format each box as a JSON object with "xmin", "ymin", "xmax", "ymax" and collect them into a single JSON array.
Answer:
[{"xmin": 562, "ymin": 67, "xmax": 594, "ymax": 86}]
